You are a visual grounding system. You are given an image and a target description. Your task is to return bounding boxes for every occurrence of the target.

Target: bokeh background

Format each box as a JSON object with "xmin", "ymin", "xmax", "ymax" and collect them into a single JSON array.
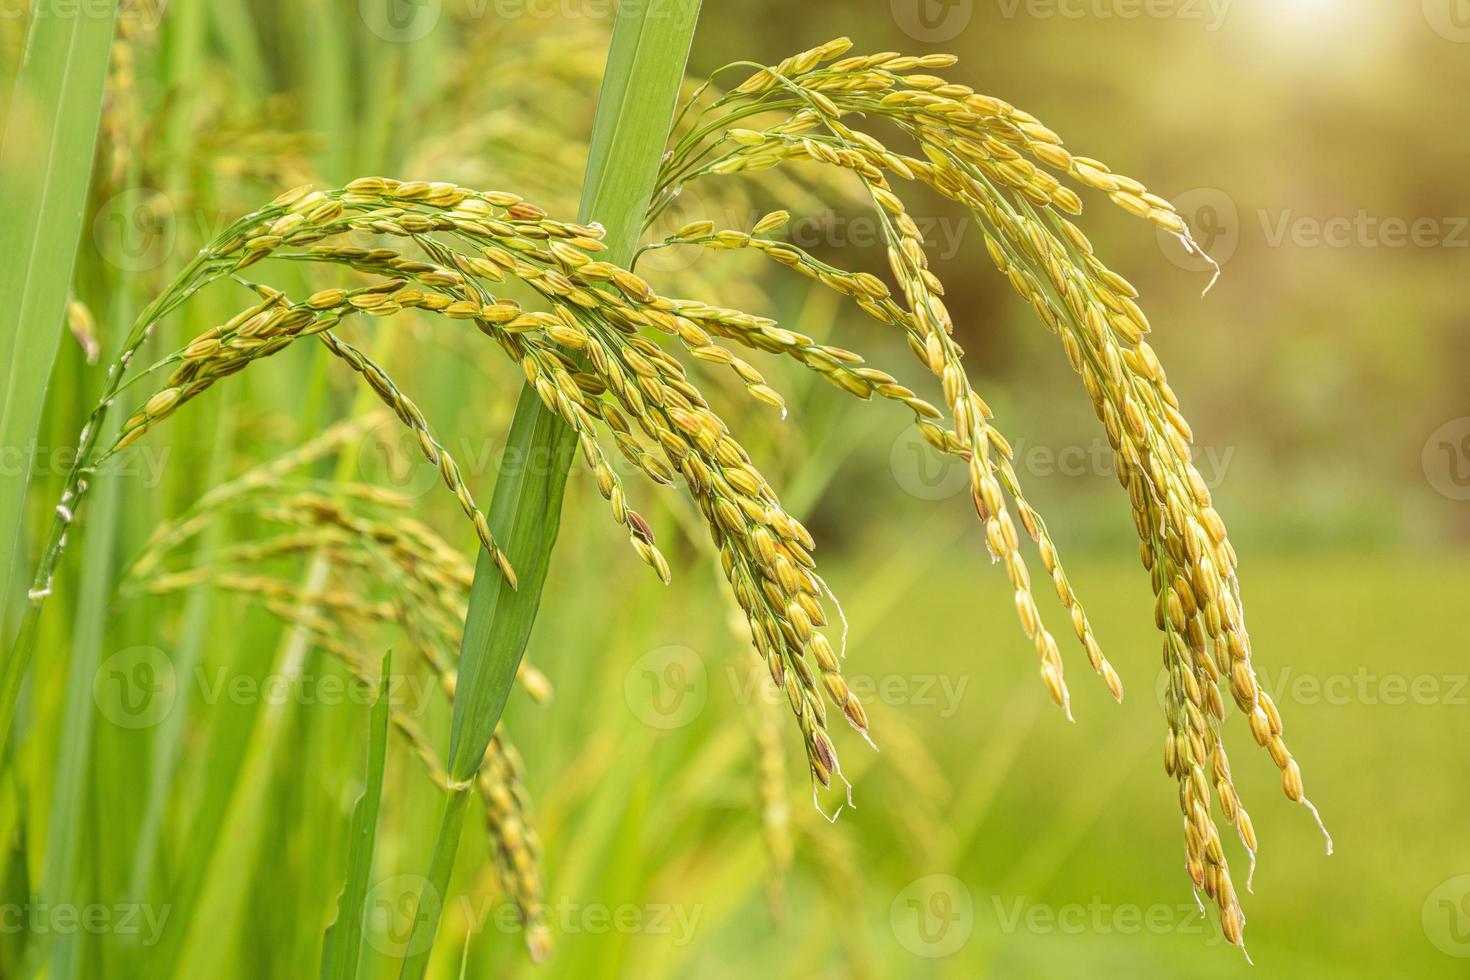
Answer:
[{"xmin": 3, "ymin": 0, "xmax": 1468, "ymax": 977}]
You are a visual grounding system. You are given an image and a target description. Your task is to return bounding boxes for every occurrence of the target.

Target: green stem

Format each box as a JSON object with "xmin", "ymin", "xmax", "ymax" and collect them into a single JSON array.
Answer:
[
  {"xmin": 397, "ymin": 2, "xmax": 702, "ymax": 975},
  {"xmin": 0, "ymin": 0, "xmax": 119, "ymax": 750},
  {"xmin": 0, "ymin": 240, "xmax": 231, "ymax": 762},
  {"xmin": 395, "ymin": 783, "xmax": 472, "ymax": 979}
]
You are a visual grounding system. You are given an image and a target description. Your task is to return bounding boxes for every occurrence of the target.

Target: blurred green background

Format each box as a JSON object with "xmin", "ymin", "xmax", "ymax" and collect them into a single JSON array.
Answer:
[{"xmin": 2, "ymin": 0, "xmax": 1468, "ymax": 977}]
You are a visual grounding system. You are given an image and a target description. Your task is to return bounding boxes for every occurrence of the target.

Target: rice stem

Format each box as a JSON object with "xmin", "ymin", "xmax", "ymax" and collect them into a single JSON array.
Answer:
[{"xmin": 398, "ymin": 3, "xmax": 703, "ymax": 975}]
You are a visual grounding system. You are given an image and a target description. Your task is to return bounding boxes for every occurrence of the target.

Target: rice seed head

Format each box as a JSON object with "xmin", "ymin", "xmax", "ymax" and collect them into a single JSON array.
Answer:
[{"xmin": 33, "ymin": 38, "xmax": 1316, "ymax": 958}]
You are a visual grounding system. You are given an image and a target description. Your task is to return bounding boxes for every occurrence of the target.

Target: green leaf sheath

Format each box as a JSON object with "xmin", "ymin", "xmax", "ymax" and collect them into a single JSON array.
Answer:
[
  {"xmin": 446, "ymin": 0, "xmax": 703, "ymax": 785},
  {"xmin": 398, "ymin": 4, "xmax": 701, "ymax": 977},
  {"xmin": 0, "ymin": 1, "xmax": 119, "ymax": 748},
  {"xmin": 320, "ymin": 653, "xmax": 393, "ymax": 980}
]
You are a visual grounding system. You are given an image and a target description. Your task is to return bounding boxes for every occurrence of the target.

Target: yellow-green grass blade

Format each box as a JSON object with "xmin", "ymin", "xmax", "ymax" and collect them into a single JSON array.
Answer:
[
  {"xmin": 206, "ymin": 0, "xmax": 268, "ymax": 96},
  {"xmin": 24, "ymin": 242, "xmax": 145, "ymax": 979},
  {"xmin": 396, "ymin": 3, "xmax": 703, "ymax": 977},
  {"xmin": 169, "ymin": 561, "xmax": 333, "ymax": 979},
  {"xmin": 303, "ymin": 0, "xmax": 351, "ymax": 183},
  {"xmin": 24, "ymin": 413, "xmax": 122, "ymax": 980},
  {"xmin": 0, "ymin": 822, "xmax": 27, "ymax": 967},
  {"xmin": 0, "ymin": 1, "xmax": 118, "ymax": 727},
  {"xmin": 168, "ymin": 328, "xmax": 408, "ymax": 977},
  {"xmin": 445, "ymin": 0, "xmax": 703, "ymax": 791},
  {"xmin": 124, "ymin": 406, "xmax": 237, "ymax": 909},
  {"xmin": 320, "ymin": 652, "xmax": 393, "ymax": 980}
]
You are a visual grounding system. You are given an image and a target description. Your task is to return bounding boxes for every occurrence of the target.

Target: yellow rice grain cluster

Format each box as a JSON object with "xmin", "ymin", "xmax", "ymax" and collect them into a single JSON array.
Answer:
[
  {"xmin": 81, "ymin": 177, "xmax": 874, "ymax": 794},
  {"xmin": 643, "ymin": 37, "xmax": 1325, "ymax": 952},
  {"xmin": 34, "ymin": 39, "xmax": 1322, "ymax": 956}
]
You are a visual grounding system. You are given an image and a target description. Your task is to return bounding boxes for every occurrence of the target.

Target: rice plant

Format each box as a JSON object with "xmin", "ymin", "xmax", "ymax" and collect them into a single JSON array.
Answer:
[{"xmin": 1, "ymin": 5, "xmax": 1334, "ymax": 974}]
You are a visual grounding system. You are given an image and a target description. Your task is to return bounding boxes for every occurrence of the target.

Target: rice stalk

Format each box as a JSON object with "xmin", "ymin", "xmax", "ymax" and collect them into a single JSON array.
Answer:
[
  {"xmin": 643, "ymin": 36, "xmax": 1327, "ymax": 952},
  {"xmin": 6, "ymin": 34, "xmax": 1327, "ymax": 959},
  {"xmin": 127, "ymin": 478, "xmax": 554, "ymax": 959},
  {"xmin": 415, "ymin": 5, "xmax": 702, "ymax": 973},
  {"xmin": 320, "ymin": 651, "xmax": 392, "ymax": 980},
  {"xmin": 118, "ymin": 410, "xmax": 560, "ymax": 959},
  {"xmin": 0, "ymin": 0, "xmax": 118, "ymax": 729},
  {"xmin": 180, "ymin": 576, "xmax": 552, "ymax": 958}
]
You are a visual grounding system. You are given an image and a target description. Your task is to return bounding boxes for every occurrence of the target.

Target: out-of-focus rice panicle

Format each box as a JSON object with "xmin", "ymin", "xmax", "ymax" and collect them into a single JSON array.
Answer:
[{"xmin": 128, "ymin": 473, "xmax": 553, "ymax": 956}]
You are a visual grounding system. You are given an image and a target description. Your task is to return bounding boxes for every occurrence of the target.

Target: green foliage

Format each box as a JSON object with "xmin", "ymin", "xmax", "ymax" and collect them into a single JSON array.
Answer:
[
  {"xmin": 322, "ymin": 653, "xmax": 393, "ymax": 980},
  {"xmin": 0, "ymin": 0, "xmax": 118, "ymax": 740}
]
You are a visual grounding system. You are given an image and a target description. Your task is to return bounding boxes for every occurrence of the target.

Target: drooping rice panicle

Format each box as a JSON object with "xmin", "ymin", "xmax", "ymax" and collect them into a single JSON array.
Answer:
[
  {"xmin": 62, "ymin": 177, "xmax": 872, "ymax": 791},
  {"xmin": 19, "ymin": 38, "xmax": 1322, "ymax": 956},
  {"xmin": 642, "ymin": 36, "xmax": 1322, "ymax": 952}
]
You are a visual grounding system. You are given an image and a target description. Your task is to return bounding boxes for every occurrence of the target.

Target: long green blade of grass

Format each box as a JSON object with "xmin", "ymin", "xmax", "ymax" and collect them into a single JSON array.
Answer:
[
  {"xmin": 398, "ymin": 3, "xmax": 702, "ymax": 976},
  {"xmin": 125, "ymin": 407, "xmax": 237, "ymax": 906},
  {"xmin": 25, "ymin": 434, "xmax": 121, "ymax": 980},
  {"xmin": 445, "ymin": 0, "xmax": 702, "ymax": 790},
  {"xmin": 320, "ymin": 653, "xmax": 393, "ymax": 980},
  {"xmin": 170, "ymin": 344, "xmax": 403, "ymax": 978},
  {"xmin": 24, "ymin": 227, "xmax": 148, "ymax": 979},
  {"xmin": 169, "ymin": 561, "xmax": 327, "ymax": 979},
  {"xmin": 0, "ymin": 0, "xmax": 118, "ymax": 735}
]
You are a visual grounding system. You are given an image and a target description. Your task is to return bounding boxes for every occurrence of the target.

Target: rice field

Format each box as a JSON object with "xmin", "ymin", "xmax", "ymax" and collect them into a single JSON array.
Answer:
[{"xmin": 2, "ymin": 2, "xmax": 1466, "ymax": 978}]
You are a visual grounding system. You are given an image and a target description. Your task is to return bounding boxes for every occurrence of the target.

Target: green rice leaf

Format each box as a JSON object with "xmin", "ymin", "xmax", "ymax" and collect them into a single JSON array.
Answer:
[
  {"xmin": 0, "ymin": 0, "xmax": 119, "ymax": 737},
  {"xmin": 397, "ymin": 4, "xmax": 703, "ymax": 977},
  {"xmin": 445, "ymin": 0, "xmax": 702, "ymax": 785},
  {"xmin": 320, "ymin": 652, "xmax": 393, "ymax": 980}
]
